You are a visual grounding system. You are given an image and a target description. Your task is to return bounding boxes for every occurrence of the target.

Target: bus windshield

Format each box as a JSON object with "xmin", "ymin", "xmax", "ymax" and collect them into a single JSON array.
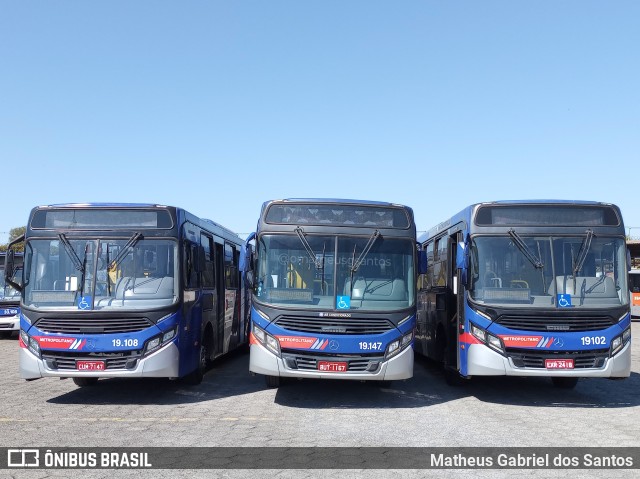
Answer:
[
  {"xmin": 468, "ymin": 235, "xmax": 628, "ymax": 309},
  {"xmin": 23, "ymin": 238, "xmax": 178, "ymax": 311},
  {"xmin": 255, "ymin": 234, "xmax": 415, "ymax": 311}
]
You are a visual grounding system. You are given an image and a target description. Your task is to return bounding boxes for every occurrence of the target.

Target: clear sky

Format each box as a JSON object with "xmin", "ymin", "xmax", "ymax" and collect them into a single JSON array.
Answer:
[{"xmin": 1, "ymin": 1, "xmax": 638, "ymax": 243}]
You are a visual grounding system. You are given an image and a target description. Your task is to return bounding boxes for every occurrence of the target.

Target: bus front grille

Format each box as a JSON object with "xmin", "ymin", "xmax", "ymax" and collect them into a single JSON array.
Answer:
[
  {"xmin": 41, "ymin": 350, "xmax": 142, "ymax": 371},
  {"xmin": 35, "ymin": 317, "xmax": 153, "ymax": 334},
  {"xmin": 274, "ymin": 316, "xmax": 395, "ymax": 335},
  {"xmin": 495, "ymin": 315, "xmax": 616, "ymax": 332},
  {"xmin": 506, "ymin": 348, "xmax": 610, "ymax": 369},
  {"xmin": 281, "ymin": 351, "xmax": 384, "ymax": 372}
]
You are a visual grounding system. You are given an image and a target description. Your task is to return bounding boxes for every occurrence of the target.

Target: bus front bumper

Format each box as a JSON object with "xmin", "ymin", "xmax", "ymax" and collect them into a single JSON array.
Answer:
[
  {"xmin": 0, "ymin": 315, "xmax": 20, "ymax": 333},
  {"xmin": 465, "ymin": 342, "xmax": 631, "ymax": 378},
  {"xmin": 249, "ymin": 342, "xmax": 413, "ymax": 381},
  {"xmin": 19, "ymin": 342, "xmax": 181, "ymax": 380}
]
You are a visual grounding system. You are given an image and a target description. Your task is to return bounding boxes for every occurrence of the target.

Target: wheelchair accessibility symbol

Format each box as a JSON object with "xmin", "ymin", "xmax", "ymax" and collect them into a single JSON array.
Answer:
[
  {"xmin": 77, "ymin": 296, "xmax": 92, "ymax": 310},
  {"xmin": 336, "ymin": 295, "xmax": 351, "ymax": 310},
  {"xmin": 557, "ymin": 294, "xmax": 572, "ymax": 308}
]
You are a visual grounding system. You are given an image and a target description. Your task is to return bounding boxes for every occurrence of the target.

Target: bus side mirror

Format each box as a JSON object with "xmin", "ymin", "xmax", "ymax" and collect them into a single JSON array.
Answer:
[
  {"xmin": 417, "ymin": 250, "xmax": 427, "ymax": 275},
  {"xmin": 456, "ymin": 241, "xmax": 469, "ymax": 286},
  {"xmin": 240, "ymin": 243, "xmax": 254, "ymax": 273},
  {"xmin": 628, "ymin": 248, "xmax": 632, "ymax": 272},
  {"xmin": 4, "ymin": 250, "xmax": 15, "ymax": 282},
  {"xmin": 244, "ymin": 270, "xmax": 255, "ymax": 290},
  {"xmin": 4, "ymin": 234, "xmax": 24, "ymax": 292}
]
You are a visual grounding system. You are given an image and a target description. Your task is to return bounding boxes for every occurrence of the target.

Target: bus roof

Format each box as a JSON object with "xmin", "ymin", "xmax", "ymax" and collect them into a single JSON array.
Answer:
[
  {"xmin": 419, "ymin": 199, "xmax": 622, "ymax": 242},
  {"xmin": 28, "ymin": 204, "xmax": 243, "ymax": 243},
  {"xmin": 261, "ymin": 198, "xmax": 409, "ymax": 208}
]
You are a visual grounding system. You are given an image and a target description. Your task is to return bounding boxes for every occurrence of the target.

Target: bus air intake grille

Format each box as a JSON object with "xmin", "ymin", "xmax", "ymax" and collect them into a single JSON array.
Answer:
[
  {"xmin": 506, "ymin": 348, "xmax": 610, "ymax": 369},
  {"xmin": 274, "ymin": 316, "xmax": 395, "ymax": 335},
  {"xmin": 41, "ymin": 350, "xmax": 142, "ymax": 371},
  {"xmin": 495, "ymin": 315, "xmax": 616, "ymax": 332},
  {"xmin": 281, "ymin": 351, "xmax": 384, "ymax": 372},
  {"xmin": 34, "ymin": 317, "xmax": 153, "ymax": 334}
]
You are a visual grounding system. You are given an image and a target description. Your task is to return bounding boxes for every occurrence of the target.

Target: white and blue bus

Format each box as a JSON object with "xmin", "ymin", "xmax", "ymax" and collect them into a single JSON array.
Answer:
[
  {"xmin": 416, "ymin": 200, "xmax": 631, "ymax": 389},
  {"xmin": 242, "ymin": 199, "xmax": 420, "ymax": 387},
  {"xmin": 1, "ymin": 251, "xmax": 23, "ymax": 338},
  {"xmin": 4, "ymin": 203, "xmax": 248, "ymax": 386}
]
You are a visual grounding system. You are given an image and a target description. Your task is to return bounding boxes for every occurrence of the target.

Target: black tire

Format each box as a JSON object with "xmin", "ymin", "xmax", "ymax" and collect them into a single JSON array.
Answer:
[
  {"xmin": 183, "ymin": 338, "xmax": 209, "ymax": 386},
  {"xmin": 265, "ymin": 375, "xmax": 280, "ymax": 388},
  {"xmin": 551, "ymin": 377, "xmax": 579, "ymax": 389},
  {"xmin": 444, "ymin": 367, "xmax": 466, "ymax": 386},
  {"xmin": 442, "ymin": 341, "xmax": 466, "ymax": 387},
  {"xmin": 73, "ymin": 377, "xmax": 99, "ymax": 387}
]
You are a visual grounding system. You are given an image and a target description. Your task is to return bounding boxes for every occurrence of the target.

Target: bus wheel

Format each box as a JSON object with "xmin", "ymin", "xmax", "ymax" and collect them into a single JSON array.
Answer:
[
  {"xmin": 73, "ymin": 377, "xmax": 99, "ymax": 387},
  {"xmin": 444, "ymin": 367, "xmax": 466, "ymax": 387},
  {"xmin": 551, "ymin": 377, "xmax": 579, "ymax": 389},
  {"xmin": 265, "ymin": 375, "xmax": 280, "ymax": 388},
  {"xmin": 184, "ymin": 339, "xmax": 209, "ymax": 386}
]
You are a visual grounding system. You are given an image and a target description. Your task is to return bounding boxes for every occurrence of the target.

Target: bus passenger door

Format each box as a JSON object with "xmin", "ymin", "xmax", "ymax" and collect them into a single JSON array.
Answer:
[
  {"xmin": 200, "ymin": 234, "xmax": 216, "ymax": 361},
  {"xmin": 214, "ymin": 242, "xmax": 225, "ymax": 357},
  {"xmin": 222, "ymin": 242, "xmax": 239, "ymax": 354},
  {"xmin": 415, "ymin": 247, "xmax": 428, "ymax": 355},
  {"xmin": 444, "ymin": 235, "xmax": 460, "ymax": 374}
]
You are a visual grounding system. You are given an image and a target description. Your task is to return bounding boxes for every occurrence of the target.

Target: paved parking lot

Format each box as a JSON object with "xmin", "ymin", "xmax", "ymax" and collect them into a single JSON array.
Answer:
[{"xmin": 0, "ymin": 322, "xmax": 639, "ymax": 478}]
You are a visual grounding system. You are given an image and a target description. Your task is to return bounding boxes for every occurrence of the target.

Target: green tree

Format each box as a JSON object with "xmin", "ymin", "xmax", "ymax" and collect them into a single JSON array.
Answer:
[{"xmin": 0, "ymin": 226, "xmax": 25, "ymax": 252}]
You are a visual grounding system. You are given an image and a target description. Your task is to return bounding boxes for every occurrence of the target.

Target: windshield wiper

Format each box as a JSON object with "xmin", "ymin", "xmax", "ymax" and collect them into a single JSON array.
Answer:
[
  {"xmin": 78, "ymin": 243, "xmax": 90, "ymax": 296},
  {"xmin": 573, "ymin": 229, "xmax": 594, "ymax": 277},
  {"xmin": 320, "ymin": 242, "xmax": 326, "ymax": 294},
  {"xmin": 106, "ymin": 243, "xmax": 112, "ymax": 296},
  {"xmin": 107, "ymin": 232, "xmax": 143, "ymax": 272},
  {"xmin": 58, "ymin": 234, "xmax": 84, "ymax": 272},
  {"xmin": 508, "ymin": 229, "xmax": 544, "ymax": 269},
  {"xmin": 347, "ymin": 230, "xmax": 381, "ymax": 298},
  {"xmin": 294, "ymin": 227, "xmax": 323, "ymax": 270},
  {"xmin": 351, "ymin": 230, "xmax": 381, "ymax": 273}
]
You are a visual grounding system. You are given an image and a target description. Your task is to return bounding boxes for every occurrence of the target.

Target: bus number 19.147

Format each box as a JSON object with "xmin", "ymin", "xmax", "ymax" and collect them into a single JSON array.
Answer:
[{"xmin": 359, "ymin": 341, "xmax": 383, "ymax": 351}]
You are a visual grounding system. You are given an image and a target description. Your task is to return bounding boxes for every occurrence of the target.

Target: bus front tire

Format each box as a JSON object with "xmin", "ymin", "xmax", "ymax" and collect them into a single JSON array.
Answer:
[
  {"xmin": 184, "ymin": 339, "xmax": 210, "ymax": 386},
  {"xmin": 551, "ymin": 377, "xmax": 579, "ymax": 389},
  {"xmin": 444, "ymin": 367, "xmax": 466, "ymax": 386},
  {"xmin": 73, "ymin": 377, "xmax": 99, "ymax": 387},
  {"xmin": 265, "ymin": 375, "xmax": 280, "ymax": 388}
]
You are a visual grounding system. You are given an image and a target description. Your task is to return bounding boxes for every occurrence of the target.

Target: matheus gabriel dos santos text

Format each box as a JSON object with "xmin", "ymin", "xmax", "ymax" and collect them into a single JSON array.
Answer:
[{"xmin": 431, "ymin": 452, "xmax": 634, "ymax": 468}]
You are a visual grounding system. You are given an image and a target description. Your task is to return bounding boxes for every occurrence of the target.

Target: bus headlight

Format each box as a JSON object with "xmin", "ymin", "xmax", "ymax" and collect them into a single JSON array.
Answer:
[
  {"xmin": 385, "ymin": 331, "xmax": 413, "ymax": 359},
  {"xmin": 611, "ymin": 328, "xmax": 631, "ymax": 356},
  {"xmin": 486, "ymin": 334, "xmax": 503, "ymax": 352},
  {"xmin": 145, "ymin": 326, "xmax": 178, "ymax": 355},
  {"xmin": 20, "ymin": 330, "xmax": 41, "ymax": 358},
  {"xmin": 146, "ymin": 337, "xmax": 161, "ymax": 353},
  {"xmin": 471, "ymin": 324, "xmax": 486, "ymax": 342},
  {"xmin": 471, "ymin": 323, "xmax": 503, "ymax": 353},
  {"xmin": 252, "ymin": 324, "xmax": 281, "ymax": 356}
]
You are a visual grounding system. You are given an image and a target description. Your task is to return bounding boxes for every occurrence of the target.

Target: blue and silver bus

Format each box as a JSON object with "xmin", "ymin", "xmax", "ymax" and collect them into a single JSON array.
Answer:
[
  {"xmin": 4, "ymin": 203, "xmax": 248, "ymax": 386},
  {"xmin": 416, "ymin": 200, "xmax": 631, "ymax": 388},
  {"xmin": 243, "ymin": 199, "xmax": 419, "ymax": 387},
  {"xmin": 1, "ymin": 251, "xmax": 23, "ymax": 338}
]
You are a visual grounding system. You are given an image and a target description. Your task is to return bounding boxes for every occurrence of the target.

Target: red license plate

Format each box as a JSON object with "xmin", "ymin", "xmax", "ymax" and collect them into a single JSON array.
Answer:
[
  {"xmin": 545, "ymin": 359, "xmax": 574, "ymax": 369},
  {"xmin": 318, "ymin": 361, "xmax": 348, "ymax": 372},
  {"xmin": 76, "ymin": 360, "xmax": 105, "ymax": 371}
]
